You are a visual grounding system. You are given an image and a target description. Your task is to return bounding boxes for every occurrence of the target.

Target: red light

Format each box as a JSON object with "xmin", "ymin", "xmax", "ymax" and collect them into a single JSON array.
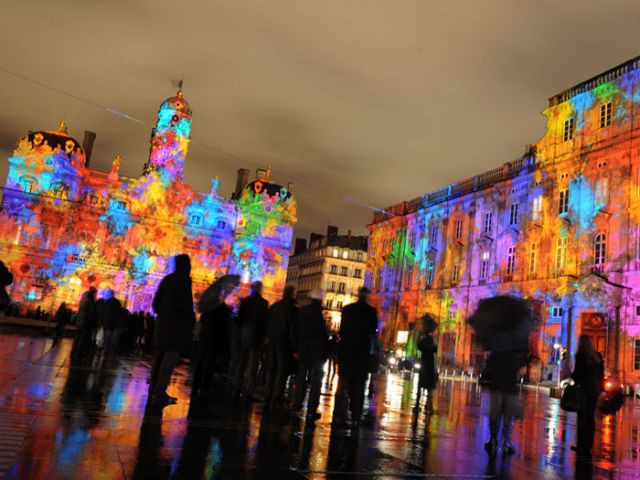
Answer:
[{"xmin": 605, "ymin": 381, "xmax": 613, "ymax": 390}]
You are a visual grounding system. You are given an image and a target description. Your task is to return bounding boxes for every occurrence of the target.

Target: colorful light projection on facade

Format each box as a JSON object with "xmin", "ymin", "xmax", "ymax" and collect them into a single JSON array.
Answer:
[
  {"xmin": 0, "ymin": 90, "xmax": 297, "ymax": 312},
  {"xmin": 367, "ymin": 55, "xmax": 640, "ymax": 385}
]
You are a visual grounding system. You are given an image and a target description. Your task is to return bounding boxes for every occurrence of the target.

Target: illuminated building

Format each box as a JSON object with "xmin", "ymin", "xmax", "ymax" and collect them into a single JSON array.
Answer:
[
  {"xmin": 286, "ymin": 226, "xmax": 367, "ymax": 331},
  {"xmin": 0, "ymin": 89, "xmax": 297, "ymax": 312},
  {"xmin": 367, "ymin": 55, "xmax": 640, "ymax": 386}
]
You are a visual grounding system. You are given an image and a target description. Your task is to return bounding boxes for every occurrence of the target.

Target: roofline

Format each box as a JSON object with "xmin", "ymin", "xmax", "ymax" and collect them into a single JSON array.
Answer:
[{"xmin": 548, "ymin": 54, "xmax": 640, "ymax": 107}]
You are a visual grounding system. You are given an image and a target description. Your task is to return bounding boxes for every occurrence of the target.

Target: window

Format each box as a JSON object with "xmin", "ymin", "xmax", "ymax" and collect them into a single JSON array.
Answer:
[
  {"xmin": 216, "ymin": 220, "xmax": 226, "ymax": 230},
  {"xmin": 594, "ymin": 233, "xmax": 606, "ymax": 266},
  {"xmin": 336, "ymin": 301, "xmax": 343, "ymax": 310},
  {"xmin": 556, "ymin": 237, "xmax": 568, "ymax": 271},
  {"xmin": 326, "ymin": 299, "xmax": 333, "ymax": 309},
  {"xmin": 429, "ymin": 225, "xmax": 438, "ymax": 247},
  {"xmin": 552, "ymin": 306, "xmax": 564, "ymax": 318},
  {"xmin": 343, "ymin": 250, "xmax": 349, "ymax": 259},
  {"xmin": 328, "ymin": 281, "xmax": 335, "ymax": 292},
  {"xmin": 338, "ymin": 282, "xmax": 346, "ymax": 294},
  {"xmin": 635, "ymin": 305, "xmax": 640, "ymax": 317},
  {"xmin": 558, "ymin": 189, "xmax": 569, "ymax": 215},
  {"xmin": 454, "ymin": 219, "xmax": 463, "ymax": 239},
  {"xmin": 532, "ymin": 195, "xmax": 542, "ymax": 220},
  {"xmin": 88, "ymin": 193, "xmax": 101, "ymax": 206},
  {"xmin": 599, "ymin": 102, "xmax": 613, "ymax": 128},
  {"xmin": 409, "ymin": 233, "xmax": 416, "ymax": 250},
  {"xmin": 340, "ymin": 266, "xmax": 348, "ymax": 276},
  {"xmin": 19, "ymin": 176, "xmax": 37, "ymax": 193},
  {"xmin": 529, "ymin": 242, "xmax": 538, "ymax": 276},
  {"xmin": 190, "ymin": 214, "xmax": 202, "ymax": 225},
  {"xmin": 357, "ymin": 252, "xmax": 363, "ymax": 261},
  {"xmin": 563, "ymin": 117, "xmax": 575, "ymax": 142},
  {"xmin": 506, "ymin": 247, "xmax": 516, "ymax": 275},
  {"xmin": 509, "ymin": 203, "xmax": 519, "ymax": 226},
  {"xmin": 354, "ymin": 269, "xmax": 362, "ymax": 278},
  {"xmin": 480, "ymin": 251, "xmax": 490, "ymax": 283},
  {"xmin": 406, "ymin": 265, "xmax": 414, "ymax": 287},
  {"xmin": 425, "ymin": 262, "xmax": 435, "ymax": 287},
  {"xmin": 51, "ymin": 182, "xmax": 69, "ymax": 199},
  {"xmin": 330, "ymin": 265, "xmax": 337, "ymax": 275},
  {"xmin": 595, "ymin": 178, "xmax": 609, "ymax": 206},
  {"xmin": 116, "ymin": 200, "xmax": 127, "ymax": 211},
  {"xmin": 452, "ymin": 262, "xmax": 460, "ymax": 284},
  {"xmin": 332, "ymin": 249, "xmax": 339, "ymax": 258},
  {"xmin": 483, "ymin": 212, "xmax": 493, "ymax": 234},
  {"xmin": 635, "ymin": 339, "xmax": 640, "ymax": 370}
]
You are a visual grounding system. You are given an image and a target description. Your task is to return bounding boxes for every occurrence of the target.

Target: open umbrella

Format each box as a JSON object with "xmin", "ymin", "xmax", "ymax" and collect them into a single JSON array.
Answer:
[
  {"xmin": 197, "ymin": 274, "xmax": 240, "ymax": 313},
  {"xmin": 467, "ymin": 296, "xmax": 533, "ymax": 352}
]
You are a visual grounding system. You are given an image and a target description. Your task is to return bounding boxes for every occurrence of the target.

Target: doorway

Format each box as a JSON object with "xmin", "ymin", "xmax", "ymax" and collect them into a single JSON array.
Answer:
[{"xmin": 579, "ymin": 312, "xmax": 607, "ymax": 359}]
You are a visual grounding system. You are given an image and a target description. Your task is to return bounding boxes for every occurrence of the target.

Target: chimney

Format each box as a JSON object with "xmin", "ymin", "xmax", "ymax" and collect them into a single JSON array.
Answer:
[
  {"xmin": 294, "ymin": 238, "xmax": 307, "ymax": 255},
  {"xmin": 347, "ymin": 229, "xmax": 352, "ymax": 239},
  {"xmin": 327, "ymin": 225, "xmax": 338, "ymax": 238},
  {"xmin": 82, "ymin": 131, "xmax": 96, "ymax": 167},
  {"xmin": 233, "ymin": 168, "xmax": 250, "ymax": 199}
]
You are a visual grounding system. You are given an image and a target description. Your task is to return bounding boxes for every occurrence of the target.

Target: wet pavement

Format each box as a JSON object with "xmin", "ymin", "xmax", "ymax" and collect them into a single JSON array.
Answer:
[{"xmin": 0, "ymin": 333, "xmax": 638, "ymax": 479}]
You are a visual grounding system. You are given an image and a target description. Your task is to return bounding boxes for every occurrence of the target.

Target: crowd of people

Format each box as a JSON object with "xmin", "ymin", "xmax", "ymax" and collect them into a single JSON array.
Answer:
[{"xmin": 0, "ymin": 257, "xmax": 612, "ymax": 459}]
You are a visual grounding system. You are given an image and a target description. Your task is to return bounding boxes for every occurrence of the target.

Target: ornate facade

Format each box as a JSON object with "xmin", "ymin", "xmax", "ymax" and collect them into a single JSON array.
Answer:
[
  {"xmin": 367, "ymin": 56, "xmax": 640, "ymax": 387},
  {"xmin": 0, "ymin": 90, "xmax": 297, "ymax": 312}
]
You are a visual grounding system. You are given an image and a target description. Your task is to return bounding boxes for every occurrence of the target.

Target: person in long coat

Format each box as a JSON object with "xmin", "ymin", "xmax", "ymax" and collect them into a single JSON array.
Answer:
[
  {"xmin": 416, "ymin": 317, "xmax": 438, "ymax": 410},
  {"xmin": 332, "ymin": 287, "xmax": 378, "ymax": 428},
  {"xmin": 191, "ymin": 286, "xmax": 233, "ymax": 399},
  {"xmin": 293, "ymin": 288, "xmax": 328, "ymax": 421},
  {"xmin": 149, "ymin": 254, "xmax": 195, "ymax": 406},
  {"xmin": 233, "ymin": 281, "xmax": 269, "ymax": 401},
  {"xmin": 264, "ymin": 285, "xmax": 298, "ymax": 408},
  {"xmin": 571, "ymin": 335, "xmax": 604, "ymax": 457},
  {"xmin": 71, "ymin": 287, "xmax": 97, "ymax": 358}
]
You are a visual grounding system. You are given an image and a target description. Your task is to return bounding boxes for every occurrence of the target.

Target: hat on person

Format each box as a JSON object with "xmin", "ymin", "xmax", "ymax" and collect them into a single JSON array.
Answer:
[{"xmin": 309, "ymin": 288, "xmax": 325, "ymax": 301}]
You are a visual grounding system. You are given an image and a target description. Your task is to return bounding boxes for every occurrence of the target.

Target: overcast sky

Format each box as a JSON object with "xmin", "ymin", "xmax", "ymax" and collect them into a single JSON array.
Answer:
[{"xmin": 1, "ymin": 0, "xmax": 639, "ymax": 239}]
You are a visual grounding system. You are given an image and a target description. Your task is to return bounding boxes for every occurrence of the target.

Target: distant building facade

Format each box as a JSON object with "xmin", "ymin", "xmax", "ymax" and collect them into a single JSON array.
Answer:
[
  {"xmin": 286, "ymin": 226, "xmax": 367, "ymax": 330},
  {"xmin": 0, "ymin": 90, "xmax": 296, "ymax": 312},
  {"xmin": 367, "ymin": 56, "xmax": 640, "ymax": 386}
]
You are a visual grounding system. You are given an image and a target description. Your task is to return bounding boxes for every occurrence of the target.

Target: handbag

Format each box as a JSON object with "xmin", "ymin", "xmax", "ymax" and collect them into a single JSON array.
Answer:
[{"xmin": 560, "ymin": 381, "xmax": 586, "ymax": 412}]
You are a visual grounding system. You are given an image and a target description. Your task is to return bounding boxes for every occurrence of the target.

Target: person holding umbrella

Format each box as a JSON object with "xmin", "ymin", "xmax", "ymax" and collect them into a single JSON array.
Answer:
[
  {"xmin": 191, "ymin": 274, "xmax": 239, "ymax": 400},
  {"xmin": 415, "ymin": 314, "xmax": 438, "ymax": 411},
  {"xmin": 468, "ymin": 296, "xmax": 532, "ymax": 456}
]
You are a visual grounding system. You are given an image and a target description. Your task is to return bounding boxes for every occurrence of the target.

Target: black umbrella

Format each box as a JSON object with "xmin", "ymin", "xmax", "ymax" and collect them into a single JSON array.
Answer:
[
  {"xmin": 197, "ymin": 274, "xmax": 240, "ymax": 313},
  {"xmin": 467, "ymin": 296, "xmax": 533, "ymax": 352},
  {"xmin": 420, "ymin": 313, "xmax": 438, "ymax": 334}
]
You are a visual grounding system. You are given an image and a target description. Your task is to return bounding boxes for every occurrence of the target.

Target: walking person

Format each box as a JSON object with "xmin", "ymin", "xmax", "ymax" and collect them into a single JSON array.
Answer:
[
  {"xmin": 148, "ymin": 254, "xmax": 195, "ymax": 406},
  {"xmin": 264, "ymin": 285, "xmax": 298, "ymax": 409},
  {"xmin": 326, "ymin": 334, "xmax": 339, "ymax": 383},
  {"xmin": 191, "ymin": 285, "xmax": 233, "ymax": 400},
  {"xmin": 233, "ymin": 281, "xmax": 269, "ymax": 401},
  {"xmin": 96, "ymin": 289, "xmax": 123, "ymax": 356},
  {"xmin": 483, "ymin": 347, "xmax": 527, "ymax": 455},
  {"xmin": 571, "ymin": 335, "xmax": 604, "ymax": 457},
  {"xmin": 332, "ymin": 287, "xmax": 378, "ymax": 428},
  {"xmin": 53, "ymin": 302, "xmax": 70, "ymax": 342},
  {"xmin": 0, "ymin": 260, "xmax": 13, "ymax": 312},
  {"xmin": 71, "ymin": 287, "xmax": 97, "ymax": 358},
  {"xmin": 415, "ymin": 314, "xmax": 438, "ymax": 411},
  {"xmin": 293, "ymin": 288, "xmax": 328, "ymax": 422}
]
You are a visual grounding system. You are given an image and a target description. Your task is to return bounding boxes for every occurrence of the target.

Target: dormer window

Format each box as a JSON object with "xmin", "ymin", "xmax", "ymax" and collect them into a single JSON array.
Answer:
[
  {"xmin": 190, "ymin": 214, "xmax": 203, "ymax": 226},
  {"xmin": 216, "ymin": 220, "xmax": 226, "ymax": 230},
  {"xmin": 50, "ymin": 182, "xmax": 69, "ymax": 199},
  {"xmin": 19, "ymin": 176, "xmax": 37, "ymax": 193},
  {"xmin": 115, "ymin": 200, "xmax": 127, "ymax": 211}
]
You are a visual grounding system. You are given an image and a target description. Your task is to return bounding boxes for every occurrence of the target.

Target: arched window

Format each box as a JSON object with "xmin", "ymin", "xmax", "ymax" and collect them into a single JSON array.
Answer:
[
  {"xmin": 19, "ymin": 175, "xmax": 38, "ymax": 193},
  {"xmin": 594, "ymin": 234, "xmax": 606, "ymax": 266}
]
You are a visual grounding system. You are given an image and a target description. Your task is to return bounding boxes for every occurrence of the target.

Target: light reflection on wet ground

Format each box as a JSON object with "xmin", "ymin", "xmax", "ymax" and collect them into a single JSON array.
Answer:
[{"xmin": 0, "ymin": 333, "xmax": 638, "ymax": 479}]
